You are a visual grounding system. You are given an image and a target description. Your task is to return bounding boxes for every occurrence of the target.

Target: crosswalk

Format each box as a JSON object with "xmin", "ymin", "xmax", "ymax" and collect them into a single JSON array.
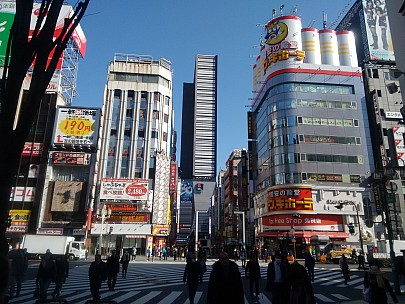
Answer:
[{"xmin": 8, "ymin": 263, "xmax": 404, "ymax": 304}]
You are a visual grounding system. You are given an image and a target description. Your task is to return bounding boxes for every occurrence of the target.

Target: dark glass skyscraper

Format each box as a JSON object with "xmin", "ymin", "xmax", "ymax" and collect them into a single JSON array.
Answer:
[{"xmin": 180, "ymin": 54, "xmax": 217, "ymax": 181}]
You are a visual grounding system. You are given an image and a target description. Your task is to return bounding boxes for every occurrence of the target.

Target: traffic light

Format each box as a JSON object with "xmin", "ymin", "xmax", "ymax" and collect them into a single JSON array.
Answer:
[
  {"xmin": 5, "ymin": 215, "xmax": 12, "ymax": 228},
  {"xmin": 348, "ymin": 223, "xmax": 355, "ymax": 234}
]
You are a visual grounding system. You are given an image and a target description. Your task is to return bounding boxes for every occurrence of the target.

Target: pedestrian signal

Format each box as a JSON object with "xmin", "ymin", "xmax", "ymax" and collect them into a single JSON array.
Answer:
[{"xmin": 348, "ymin": 223, "xmax": 355, "ymax": 234}]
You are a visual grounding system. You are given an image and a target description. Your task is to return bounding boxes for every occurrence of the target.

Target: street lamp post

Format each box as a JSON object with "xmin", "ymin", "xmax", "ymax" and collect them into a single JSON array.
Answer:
[
  {"xmin": 97, "ymin": 203, "xmax": 111, "ymax": 258},
  {"xmin": 234, "ymin": 211, "xmax": 246, "ymax": 251},
  {"xmin": 334, "ymin": 202, "xmax": 364, "ymax": 254},
  {"xmin": 195, "ymin": 210, "xmax": 202, "ymax": 254}
]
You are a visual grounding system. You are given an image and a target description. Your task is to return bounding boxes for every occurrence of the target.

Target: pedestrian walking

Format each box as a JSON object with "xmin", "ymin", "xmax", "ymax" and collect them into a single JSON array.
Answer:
[
  {"xmin": 36, "ymin": 251, "xmax": 56, "ymax": 300},
  {"xmin": 305, "ymin": 252, "xmax": 315, "ymax": 282},
  {"xmin": 207, "ymin": 251, "xmax": 244, "ymax": 304},
  {"xmin": 147, "ymin": 246, "xmax": 151, "ymax": 262},
  {"xmin": 358, "ymin": 252, "xmax": 366, "ymax": 270},
  {"xmin": 52, "ymin": 255, "xmax": 67, "ymax": 298},
  {"xmin": 289, "ymin": 261, "xmax": 316, "ymax": 304},
  {"xmin": 265, "ymin": 252, "xmax": 290, "ymax": 304},
  {"xmin": 245, "ymin": 253, "xmax": 261, "ymax": 300},
  {"xmin": 363, "ymin": 263, "xmax": 398, "ymax": 304},
  {"xmin": 88, "ymin": 254, "xmax": 107, "ymax": 300},
  {"xmin": 339, "ymin": 254, "xmax": 350, "ymax": 285},
  {"xmin": 162, "ymin": 247, "xmax": 167, "ymax": 260},
  {"xmin": 131, "ymin": 247, "xmax": 137, "ymax": 261},
  {"xmin": 240, "ymin": 249, "xmax": 247, "ymax": 268},
  {"xmin": 183, "ymin": 253, "xmax": 203, "ymax": 304},
  {"xmin": 106, "ymin": 250, "xmax": 120, "ymax": 291},
  {"xmin": 120, "ymin": 250, "xmax": 130, "ymax": 278},
  {"xmin": 8, "ymin": 248, "xmax": 28, "ymax": 298},
  {"xmin": 173, "ymin": 247, "xmax": 178, "ymax": 261},
  {"xmin": 151, "ymin": 246, "xmax": 156, "ymax": 262}
]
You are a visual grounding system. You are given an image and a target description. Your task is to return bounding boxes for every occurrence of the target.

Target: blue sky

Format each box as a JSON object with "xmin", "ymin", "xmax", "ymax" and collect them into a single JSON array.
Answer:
[{"xmin": 73, "ymin": 0, "xmax": 349, "ymax": 171}]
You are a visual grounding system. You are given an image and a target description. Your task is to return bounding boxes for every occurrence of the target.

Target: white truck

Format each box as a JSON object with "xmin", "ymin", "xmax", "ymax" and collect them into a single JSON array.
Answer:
[{"xmin": 21, "ymin": 235, "xmax": 86, "ymax": 260}]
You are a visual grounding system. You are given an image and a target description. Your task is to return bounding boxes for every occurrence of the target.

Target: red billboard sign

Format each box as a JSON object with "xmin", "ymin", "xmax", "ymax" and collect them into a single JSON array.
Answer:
[
  {"xmin": 22, "ymin": 142, "xmax": 42, "ymax": 156},
  {"xmin": 100, "ymin": 178, "xmax": 149, "ymax": 201},
  {"xmin": 262, "ymin": 214, "xmax": 344, "ymax": 231},
  {"xmin": 267, "ymin": 187, "xmax": 314, "ymax": 212},
  {"xmin": 169, "ymin": 163, "xmax": 177, "ymax": 191}
]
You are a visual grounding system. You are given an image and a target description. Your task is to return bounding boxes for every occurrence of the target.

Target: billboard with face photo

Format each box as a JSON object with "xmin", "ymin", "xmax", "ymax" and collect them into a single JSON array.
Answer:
[{"xmin": 362, "ymin": 0, "xmax": 395, "ymax": 61}]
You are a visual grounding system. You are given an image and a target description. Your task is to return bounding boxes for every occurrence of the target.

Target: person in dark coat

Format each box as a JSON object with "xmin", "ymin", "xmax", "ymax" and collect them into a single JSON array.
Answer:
[
  {"xmin": 8, "ymin": 249, "xmax": 28, "ymax": 298},
  {"xmin": 106, "ymin": 250, "xmax": 120, "ymax": 291},
  {"xmin": 245, "ymin": 253, "xmax": 261, "ymax": 299},
  {"xmin": 183, "ymin": 253, "xmax": 203, "ymax": 304},
  {"xmin": 289, "ymin": 261, "xmax": 316, "ymax": 304},
  {"xmin": 339, "ymin": 254, "xmax": 350, "ymax": 285},
  {"xmin": 265, "ymin": 252, "xmax": 290, "ymax": 304},
  {"xmin": 358, "ymin": 252, "xmax": 366, "ymax": 270},
  {"xmin": 207, "ymin": 251, "xmax": 244, "ymax": 304},
  {"xmin": 304, "ymin": 252, "xmax": 315, "ymax": 282},
  {"xmin": 36, "ymin": 251, "xmax": 56, "ymax": 300},
  {"xmin": 89, "ymin": 254, "xmax": 107, "ymax": 300},
  {"xmin": 364, "ymin": 264, "xmax": 398, "ymax": 304},
  {"xmin": 52, "ymin": 255, "xmax": 67, "ymax": 298},
  {"xmin": 120, "ymin": 250, "xmax": 130, "ymax": 278}
]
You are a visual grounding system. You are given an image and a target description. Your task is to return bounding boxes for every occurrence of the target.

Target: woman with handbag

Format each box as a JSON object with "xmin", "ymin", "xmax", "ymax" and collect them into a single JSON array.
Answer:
[{"xmin": 363, "ymin": 264, "xmax": 398, "ymax": 304}]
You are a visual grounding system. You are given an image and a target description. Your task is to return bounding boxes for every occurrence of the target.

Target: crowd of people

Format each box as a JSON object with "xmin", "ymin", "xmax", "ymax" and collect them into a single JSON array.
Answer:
[{"xmin": 2, "ymin": 245, "xmax": 402, "ymax": 304}]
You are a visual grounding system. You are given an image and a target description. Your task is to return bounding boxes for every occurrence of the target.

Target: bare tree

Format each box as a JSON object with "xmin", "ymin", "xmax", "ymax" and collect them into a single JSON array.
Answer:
[{"xmin": 0, "ymin": 0, "xmax": 89, "ymax": 261}]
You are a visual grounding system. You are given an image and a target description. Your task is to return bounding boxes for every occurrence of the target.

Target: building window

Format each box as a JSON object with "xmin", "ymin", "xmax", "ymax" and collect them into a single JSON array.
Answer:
[
  {"xmin": 151, "ymin": 131, "xmax": 158, "ymax": 138},
  {"xmin": 110, "ymin": 129, "xmax": 117, "ymax": 136},
  {"xmin": 164, "ymin": 114, "xmax": 169, "ymax": 123},
  {"xmin": 377, "ymin": 90, "xmax": 382, "ymax": 97},
  {"xmin": 372, "ymin": 69, "xmax": 379, "ymax": 78},
  {"xmin": 126, "ymin": 109, "xmax": 133, "ymax": 118}
]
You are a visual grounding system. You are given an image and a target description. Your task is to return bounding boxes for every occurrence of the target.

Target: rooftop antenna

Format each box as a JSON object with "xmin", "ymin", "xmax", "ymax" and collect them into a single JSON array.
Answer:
[
  {"xmin": 291, "ymin": 6, "xmax": 298, "ymax": 16},
  {"xmin": 323, "ymin": 11, "xmax": 328, "ymax": 29},
  {"xmin": 280, "ymin": 4, "xmax": 285, "ymax": 16},
  {"xmin": 308, "ymin": 19, "xmax": 315, "ymax": 27},
  {"xmin": 272, "ymin": 8, "xmax": 276, "ymax": 19}
]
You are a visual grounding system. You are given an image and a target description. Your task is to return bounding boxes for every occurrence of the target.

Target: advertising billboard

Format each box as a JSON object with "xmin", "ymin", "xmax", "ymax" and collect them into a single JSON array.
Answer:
[
  {"xmin": 52, "ymin": 152, "xmax": 91, "ymax": 166},
  {"xmin": 0, "ymin": 2, "xmax": 87, "ymax": 67},
  {"xmin": 0, "ymin": 11, "xmax": 15, "ymax": 65},
  {"xmin": 393, "ymin": 126, "xmax": 405, "ymax": 164},
  {"xmin": 51, "ymin": 181, "xmax": 83, "ymax": 212},
  {"xmin": 267, "ymin": 186, "xmax": 314, "ymax": 213},
  {"xmin": 361, "ymin": 0, "xmax": 395, "ymax": 61},
  {"xmin": 52, "ymin": 107, "xmax": 100, "ymax": 147},
  {"xmin": 253, "ymin": 15, "xmax": 305, "ymax": 96},
  {"xmin": 180, "ymin": 180, "xmax": 193, "ymax": 204},
  {"xmin": 22, "ymin": 142, "xmax": 42, "ymax": 157},
  {"xmin": 6, "ymin": 209, "xmax": 30, "ymax": 233},
  {"xmin": 10, "ymin": 187, "xmax": 35, "ymax": 202},
  {"xmin": 100, "ymin": 178, "xmax": 150, "ymax": 201}
]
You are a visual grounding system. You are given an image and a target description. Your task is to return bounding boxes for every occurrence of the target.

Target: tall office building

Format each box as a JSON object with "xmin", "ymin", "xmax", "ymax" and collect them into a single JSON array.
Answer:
[
  {"xmin": 94, "ymin": 54, "xmax": 174, "ymax": 254},
  {"xmin": 250, "ymin": 14, "xmax": 374, "ymax": 258},
  {"xmin": 336, "ymin": 0, "xmax": 405, "ymax": 242},
  {"xmin": 180, "ymin": 54, "xmax": 218, "ymax": 181},
  {"xmin": 178, "ymin": 54, "xmax": 218, "ymax": 248}
]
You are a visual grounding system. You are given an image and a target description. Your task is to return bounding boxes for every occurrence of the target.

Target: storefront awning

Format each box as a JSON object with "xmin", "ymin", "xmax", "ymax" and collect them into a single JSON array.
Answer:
[
  {"xmin": 258, "ymin": 230, "xmax": 348, "ymax": 242},
  {"xmin": 90, "ymin": 223, "xmax": 151, "ymax": 235}
]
